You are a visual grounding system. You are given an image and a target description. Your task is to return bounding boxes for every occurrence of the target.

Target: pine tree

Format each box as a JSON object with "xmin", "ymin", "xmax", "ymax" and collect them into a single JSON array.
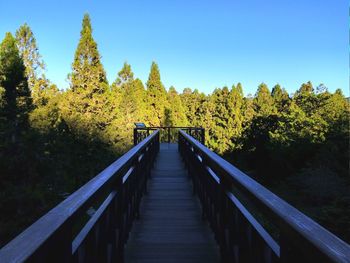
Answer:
[
  {"xmin": 242, "ymin": 93, "xmax": 255, "ymax": 125},
  {"xmin": 207, "ymin": 87, "xmax": 231, "ymax": 153},
  {"xmin": 0, "ymin": 32, "xmax": 31, "ymax": 142},
  {"xmin": 294, "ymin": 81, "xmax": 316, "ymax": 115},
  {"xmin": 114, "ymin": 62, "xmax": 134, "ymax": 86},
  {"xmin": 116, "ymin": 63, "xmax": 147, "ymax": 122},
  {"xmin": 180, "ymin": 88, "xmax": 208, "ymax": 127},
  {"xmin": 271, "ymin": 84, "xmax": 290, "ymax": 112},
  {"xmin": 180, "ymin": 88, "xmax": 194, "ymax": 124},
  {"xmin": 146, "ymin": 62, "xmax": 168, "ymax": 126},
  {"xmin": 165, "ymin": 86, "xmax": 188, "ymax": 126},
  {"xmin": 253, "ymin": 83, "xmax": 276, "ymax": 116},
  {"xmin": 70, "ymin": 13, "xmax": 107, "ymax": 92},
  {"xmin": 228, "ymin": 83, "xmax": 244, "ymax": 148},
  {"xmin": 107, "ymin": 63, "xmax": 148, "ymax": 151},
  {"xmin": 206, "ymin": 84, "xmax": 245, "ymax": 153},
  {"xmin": 15, "ymin": 23, "xmax": 45, "ymax": 93},
  {"xmin": 64, "ymin": 13, "xmax": 109, "ymax": 134}
]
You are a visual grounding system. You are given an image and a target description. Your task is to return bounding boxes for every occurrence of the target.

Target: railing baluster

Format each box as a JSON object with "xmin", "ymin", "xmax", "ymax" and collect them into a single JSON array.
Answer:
[{"xmin": 178, "ymin": 130, "xmax": 350, "ymax": 263}]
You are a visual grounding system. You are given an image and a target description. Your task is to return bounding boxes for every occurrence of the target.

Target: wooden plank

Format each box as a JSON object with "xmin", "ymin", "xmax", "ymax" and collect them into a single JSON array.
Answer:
[{"xmin": 125, "ymin": 143, "xmax": 220, "ymax": 263}]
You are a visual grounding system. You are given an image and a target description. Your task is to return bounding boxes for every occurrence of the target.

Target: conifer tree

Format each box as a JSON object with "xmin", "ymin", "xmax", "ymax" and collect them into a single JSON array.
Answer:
[
  {"xmin": 208, "ymin": 87, "xmax": 232, "ymax": 153},
  {"xmin": 70, "ymin": 13, "xmax": 107, "ymax": 92},
  {"xmin": 114, "ymin": 62, "xmax": 134, "ymax": 86},
  {"xmin": 206, "ymin": 84, "xmax": 244, "ymax": 153},
  {"xmin": 180, "ymin": 88, "xmax": 194, "ymax": 123},
  {"xmin": 228, "ymin": 83, "xmax": 244, "ymax": 148},
  {"xmin": 165, "ymin": 86, "xmax": 188, "ymax": 126},
  {"xmin": 253, "ymin": 83, "xmax": 276, "ymax": 116},
  {"xmin": 242, "ymin": 93, "xmax": 255, "ymax": 125},
  {"xmin": 114, "ymin": 63, "xmax": 147, "ymax": 121},
  {"xmin": 107, "ymin": 63, "xmax": 147, "ymax": 150},
  {"xmin": 146, "ymin": 62, "xmax": 168, "ymax": 126},
  {"xmin": 294, "ymin": 81, "xmax": 316, "ymax": 116},
  {"xmin": 0, "ymin": 32, "xmax": 31, "ymax": 142},
  {"xmin": 65, "ymin": 13, "xmax": 109, "ymax": 134},
  {"xmin": 271, "ymin": 84, "xmax": 290, "ymax": 112},
  {"xmin": 15, "ymin": 24, "xmax": 45, "ymax": 93}
]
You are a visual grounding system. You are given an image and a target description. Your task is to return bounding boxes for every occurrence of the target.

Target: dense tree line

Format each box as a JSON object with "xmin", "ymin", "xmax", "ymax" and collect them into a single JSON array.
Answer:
[{"xmin": 0, "ymin": 14, "xmax": 349, "ymax": 246}]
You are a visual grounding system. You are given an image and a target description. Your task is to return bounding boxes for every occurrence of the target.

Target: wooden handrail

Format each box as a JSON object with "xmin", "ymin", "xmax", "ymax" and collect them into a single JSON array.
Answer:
[
  {"xmin": 134, "ymin": 126, "xmax": 205, "ymax": 145},
  {"xmin": 178, "ymin": 130, "xmax": 350, "ymax": 262},
  {"xmin": 0, "ymin": 130, "xmax": 160, "ymax": 263}
]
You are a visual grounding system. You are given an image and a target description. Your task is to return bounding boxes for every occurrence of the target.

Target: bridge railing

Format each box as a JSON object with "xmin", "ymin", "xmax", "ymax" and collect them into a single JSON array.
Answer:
[
  {"xmin": 0, "ymin": 130, "xmax": 160, "ymax": 263},
  {"xmin": 134, "ymin": 126, "xmax": 204, "ymax": 145},
  {"xmin": 178, "ymin": 130, "xmax": 350, "ymax": 263}
]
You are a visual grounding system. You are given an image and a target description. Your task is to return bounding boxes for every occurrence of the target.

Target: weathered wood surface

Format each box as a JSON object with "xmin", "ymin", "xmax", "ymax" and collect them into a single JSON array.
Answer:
[{"xmin": 125, "ymin": 143, "xmax": 220, "ymax": 263}]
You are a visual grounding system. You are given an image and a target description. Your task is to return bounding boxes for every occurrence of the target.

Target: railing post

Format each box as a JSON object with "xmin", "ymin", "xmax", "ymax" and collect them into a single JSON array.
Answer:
[
  {"xmin": 167, "ymin": 127, "xmax": 170, "ymax": 143},
  {"xmin": 133, "ymin": 128, "xmax": 138, "ymax": 145},
  {"xmin": 201, "ymin": 128, "xmax": 205, "ymax": 145}
]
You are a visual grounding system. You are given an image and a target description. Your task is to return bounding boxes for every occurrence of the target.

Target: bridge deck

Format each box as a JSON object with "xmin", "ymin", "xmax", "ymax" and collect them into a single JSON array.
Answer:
[{"xmin": 125, "ymin": 143, "xmax": 220, "ymax": 263}]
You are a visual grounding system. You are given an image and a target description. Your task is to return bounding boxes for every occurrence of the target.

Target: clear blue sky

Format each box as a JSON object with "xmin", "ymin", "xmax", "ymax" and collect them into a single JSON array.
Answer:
[{"xmin": 0, "ymin": 0, "xmax": 348, "ymax": 96}]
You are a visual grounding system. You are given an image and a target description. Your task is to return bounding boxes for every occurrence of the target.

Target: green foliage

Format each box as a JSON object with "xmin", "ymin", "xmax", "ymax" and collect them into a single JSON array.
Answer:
[
  {"xmin": 271, "ymin": 84, "xmax": 290, "ymax": 112},
  {"xmin": 253, "ymin": 83, "xmax": 276, "ymax": 116},
  {"xmin": 15, "ymin": 24, "xmax": 45, "ymax": 92},
  {"xmin": 0, "ymin": 15, "xmax": 349, "ymax": 246},
  {"xmin": 69, "ymin": 13, "xmax": 107, "ymax": 92},
  {"xmin": 0, "ymin": 18, "xmax": 115, "ymax": 247},
  {"xmin": 107, "ymin": 63, "xmax": 148, "ymax": 151},
  {"xmin": 114, "ymin": 62, "xmax": 134, "ymax": 86},
  {"xmin": 65, "ymin": 13, "xmax": 109, "ymax": 136},
  {"xmin": 146, "ymin": 62, "xmax": 168, "ymax": 126},
  {"xmin": 206, "ymin": 85, "xmax": 244, "ymax": 154},
  {"xmin": 0, "ymin": 32, "xmax": 32, "ymax": 141},
  {"xmin": 180, "ymin": 88, "xmax": 207, "ymax": 126},
  {"xmin": 165, "ymin": 86, "xmax": 188, "ymax": 126}
]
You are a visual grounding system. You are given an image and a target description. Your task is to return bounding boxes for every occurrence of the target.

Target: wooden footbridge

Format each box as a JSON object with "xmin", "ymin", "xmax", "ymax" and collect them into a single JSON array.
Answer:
[{"xmin": 0, "ymin": 127, "xmax": 350, "ymax": 263}]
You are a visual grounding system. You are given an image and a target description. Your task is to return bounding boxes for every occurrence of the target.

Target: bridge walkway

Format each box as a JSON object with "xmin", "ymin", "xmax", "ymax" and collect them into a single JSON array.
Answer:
[{"xmin": 125, "ymin": 143, "xmax": 220, "ymax": 263}]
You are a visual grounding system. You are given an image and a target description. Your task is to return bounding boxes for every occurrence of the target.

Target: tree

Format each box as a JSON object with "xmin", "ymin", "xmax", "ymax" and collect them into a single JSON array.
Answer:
[
  {"xmin": 70, "ymin": 13, "xmax": 108, "ymax": 92},
  {"xmin": 15, "ymin": 23, "xmax": 45, "ymax": 92},
  {"xmin": 207, "ymin": 87, "xmax": 233, "ymax": 154},
  {"xmin": 205, "ymin": 84, "xmax": 245, "ymax": 154},
  {"xmin": 107, "ymin": 63, "xmax": 148, "ymax": 151},
  {"xmin": 64, "ymin": 13, "xmax": 109, "ymax": 135},
  {"xmin": 114, "ymin": 62, "xmax": 134, "ymax": 86},
  {"xmin": 180, "ymin": 88, "xmax": 208, "ymax": 127},
  {"xmin": 228, "ymin": 83, "xmax": 244, "ymax": 148},
  {"xmin": 0, "ymin": 32, "xmax": 31, "ymax": 142},
  {"xmin": 271, "ymin": 84, "xmax": 290, "ymax": 112},
  {"xmin": 242, "ymin": 93, "xmax": 255, "ymax": 128},
  {"xmin": 180, "ymin": 88, "xmax": 193, "ymax": 122},
  {"xmin": 253, "ymin": 83, "xmax": 276, "ymax": 116},
  {"xmin": 294, "ymin": 81, "xmax": 316, "ymax": 115},
  {"xmin": 165, "ymin": 86, "xmax": 188, "ymax": 126},
  {"xmin": 29, "ymin": 83, "xmax": 61, "ymax": 133},
  {"xmin": 146, "ymin": 62, "xmax": 168, "ymax": 126}
]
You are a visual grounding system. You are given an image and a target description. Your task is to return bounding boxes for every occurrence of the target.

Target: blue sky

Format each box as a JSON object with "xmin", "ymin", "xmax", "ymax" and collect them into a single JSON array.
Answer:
[{"xmin": 0, "ymin": 0, "xmax": 348, "ymax": 96}]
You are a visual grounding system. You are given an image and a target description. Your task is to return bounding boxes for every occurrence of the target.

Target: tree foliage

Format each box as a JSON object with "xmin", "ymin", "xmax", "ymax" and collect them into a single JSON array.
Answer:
[
  {"xmin": 146, "ymin": 62, "xmax": 168, "ymax": 126},
  {"xmin": 15, "ymin": 23, "xmax": 45, "ymax": 92},
  {"xmin": 0, "ymin": 15, "xmax": 349, "ymax": 247},
  {"xmin": 0, "ymin": 32, "xmax": 31, "ymax": 143}
]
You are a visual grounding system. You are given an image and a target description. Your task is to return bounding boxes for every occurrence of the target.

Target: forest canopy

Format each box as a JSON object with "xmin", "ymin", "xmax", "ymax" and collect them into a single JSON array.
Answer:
[{"xmin": 0, "ymin": 14, "xmax": 349, "ymax": 247}]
